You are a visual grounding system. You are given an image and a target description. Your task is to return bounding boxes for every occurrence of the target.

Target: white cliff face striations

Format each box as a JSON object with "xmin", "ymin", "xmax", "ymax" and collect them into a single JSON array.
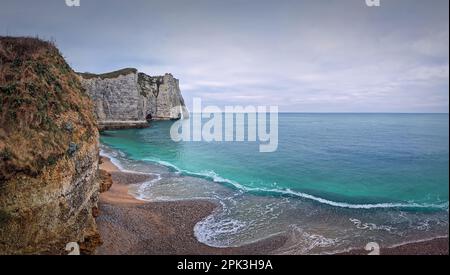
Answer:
[{"xmin": 79, "ymin": 68, "xmax": 189, "ymax": 130}]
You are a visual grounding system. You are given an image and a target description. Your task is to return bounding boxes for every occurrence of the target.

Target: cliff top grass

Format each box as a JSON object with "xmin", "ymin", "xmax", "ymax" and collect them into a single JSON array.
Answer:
[
  {"xmin": 0, "ymin": 36, "xmax": 98, "ymax": 182},
  {"xmin": 78, "ymin": 68, "xmax": 138, "ymax": 79}
]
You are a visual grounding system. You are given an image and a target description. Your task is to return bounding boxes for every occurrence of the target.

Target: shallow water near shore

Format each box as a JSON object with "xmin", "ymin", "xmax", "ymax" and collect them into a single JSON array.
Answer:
[{"xmin": 100, "ymin": 113, "xmax": 449, "ymax": 254}]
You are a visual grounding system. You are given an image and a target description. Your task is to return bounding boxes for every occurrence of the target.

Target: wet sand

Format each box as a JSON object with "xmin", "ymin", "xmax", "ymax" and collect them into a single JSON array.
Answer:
[
  {"xmin": 95, "ymin": 157, "xmax": 287, "ymax": 255},
  {"xmin": 339, "ymin": 237, "xmax": 448, "ymax": 255},
  {"xmin": 96, "ymin": 157, "xmax": 448, "ymax": 255}
]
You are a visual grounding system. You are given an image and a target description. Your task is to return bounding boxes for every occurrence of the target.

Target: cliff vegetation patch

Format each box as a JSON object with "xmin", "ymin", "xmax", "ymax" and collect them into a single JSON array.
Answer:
[{"xmin": 0, "ymin": 36, "xmax": 98, "ymax": 182}]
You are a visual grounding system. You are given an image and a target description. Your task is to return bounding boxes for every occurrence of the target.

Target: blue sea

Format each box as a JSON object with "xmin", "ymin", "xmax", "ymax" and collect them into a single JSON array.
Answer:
[{"xmin": 100, "ymin": 113, "xmax": 449, "ymax": 254}]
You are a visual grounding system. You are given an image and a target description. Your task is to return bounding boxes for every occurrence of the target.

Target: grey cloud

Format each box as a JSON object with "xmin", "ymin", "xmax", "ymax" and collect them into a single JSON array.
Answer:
[{"xmin": 0, "ymin": 0, "xmax": 448, "ymax": 112}]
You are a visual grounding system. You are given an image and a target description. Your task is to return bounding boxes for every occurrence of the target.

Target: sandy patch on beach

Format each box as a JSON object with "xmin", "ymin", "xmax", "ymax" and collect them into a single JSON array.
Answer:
[
  {"xmin": 95, "ymin": 157, "xmax": 287, "ymax": 255},
  {"xmin": 96, "ymin": 156, "xmax": 448, "ymax": 255}
]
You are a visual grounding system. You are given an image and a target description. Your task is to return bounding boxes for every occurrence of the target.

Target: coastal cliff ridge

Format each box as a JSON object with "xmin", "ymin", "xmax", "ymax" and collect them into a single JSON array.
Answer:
[{"xmin": 79, "ymin": 68, "xmax": 189, "ymax": 130}]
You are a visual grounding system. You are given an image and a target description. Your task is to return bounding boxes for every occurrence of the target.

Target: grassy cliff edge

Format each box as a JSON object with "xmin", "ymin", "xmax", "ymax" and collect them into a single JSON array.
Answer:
[{"xmin": 0, "ymin": 37, "xmax": 101, "ymax": 254}]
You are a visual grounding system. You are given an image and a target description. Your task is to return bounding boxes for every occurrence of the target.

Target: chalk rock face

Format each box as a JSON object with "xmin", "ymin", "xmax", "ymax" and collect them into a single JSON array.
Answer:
[
  {"xmin": 0, "ymin": 37, "xmax": 101, "ymax": 254},
  {"xmin": 79, "ymin": 69, "xmax": 189, "ymax": 130}
]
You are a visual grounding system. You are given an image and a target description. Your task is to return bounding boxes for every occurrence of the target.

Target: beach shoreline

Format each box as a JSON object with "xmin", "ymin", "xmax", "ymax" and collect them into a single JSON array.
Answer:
[
  {"xmin": 96, "ymin": 156, "xmax": 448, "ymax": 255},
  {"xmin": 95, "ymin": 156, "xmax": 288, "ymax": 255},
  {"xmin": 338, "ymin": 236, "xmax": 448, "ymax": 255}
]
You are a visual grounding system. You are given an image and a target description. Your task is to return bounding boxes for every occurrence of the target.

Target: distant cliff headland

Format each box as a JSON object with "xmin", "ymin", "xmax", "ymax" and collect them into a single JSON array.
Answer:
[
  {"xmin": 0, "ymin": 36, "xmax": 188, "ymax": 254},
  {"xmin": 79, "ymin": 68, "xmax": 189, "ymax": 130}
]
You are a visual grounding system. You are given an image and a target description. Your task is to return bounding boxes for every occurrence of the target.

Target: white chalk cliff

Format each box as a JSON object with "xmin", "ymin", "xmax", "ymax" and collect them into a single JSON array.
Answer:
[{"xmin": 79, "ymin": 68, "xmax": 189, "ymax": 130}]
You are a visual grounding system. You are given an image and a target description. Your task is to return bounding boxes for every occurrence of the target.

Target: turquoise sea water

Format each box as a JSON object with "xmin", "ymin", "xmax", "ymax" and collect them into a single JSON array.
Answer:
[{"xmin": 100, "ymin": 113, "xmax": 449, "ymax": 254}]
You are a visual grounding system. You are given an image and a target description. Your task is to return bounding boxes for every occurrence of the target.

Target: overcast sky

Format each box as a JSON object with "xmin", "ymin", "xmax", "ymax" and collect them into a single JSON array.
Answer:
[{"xmin": 1, "ymin": 0, "xmax": 448, "ymax": 112}]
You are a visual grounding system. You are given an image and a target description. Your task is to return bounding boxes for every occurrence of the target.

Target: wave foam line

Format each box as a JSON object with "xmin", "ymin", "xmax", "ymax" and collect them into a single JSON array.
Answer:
[
  {"xmin": 136, "ymin": 173, "xmax": 163, "ymax": 200},
  {"xmin": 100, "ymin": 149, "xmax": 160, "ymax": 177},
  {"xmin": 142, "ymin": 158, "xmax": 449, "ymax": 211}
]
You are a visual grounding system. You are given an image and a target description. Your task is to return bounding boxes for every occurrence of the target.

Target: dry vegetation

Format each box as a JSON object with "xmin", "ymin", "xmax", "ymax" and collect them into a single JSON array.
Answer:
[
  {"xmin": 0, "ymin": 36, "xmax": 98, "ymax": 182},
  {"xmin": 78, "ymin": 68, "xmax": 137, "ymax": 79}
]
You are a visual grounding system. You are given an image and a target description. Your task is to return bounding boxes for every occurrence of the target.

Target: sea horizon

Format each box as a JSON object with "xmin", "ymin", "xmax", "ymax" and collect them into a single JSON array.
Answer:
[
  {"xmin": 99, "ymin": 113, "xmax": 449, "ymax": 254},
  {"xmin": 1, "ymin": 0, "xmax": 448, "ymax": 259},
  {"xmin": 187, "ymin": 112, "xmax": 450, "ymax": 114}
]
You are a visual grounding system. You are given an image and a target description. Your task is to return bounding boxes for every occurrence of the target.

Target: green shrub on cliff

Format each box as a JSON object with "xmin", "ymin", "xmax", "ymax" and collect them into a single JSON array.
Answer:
[
  {"xmin": 78, "ymin": 67, "xmax": 137, "ymax": 80},
  {"xmin": 0, "ymin": 36, "xmax": 98, "ymax": 181}
]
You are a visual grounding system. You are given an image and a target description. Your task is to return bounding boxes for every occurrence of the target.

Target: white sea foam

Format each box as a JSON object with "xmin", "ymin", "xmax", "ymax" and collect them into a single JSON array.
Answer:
[
  {"xmin": 100, "ymin": 149, "xmax": 159, "ymax": 176},
  {"xmin": 349, "ymin": 218, "xmax": 395, "ymax": 232},
  {"xmin": 276, "ymin": 225, "xmax": 339, "ymax": 255},
  {"xmin": 142, "ymin": 157, "xmax": 449, "ymax": 211},
  {"xmin": 136, "ymin": 174, "xmax": 162, "ymax": 200},
  {"xmin": 100, "ymin": 148, "xmax": 125, "ymax": 170},
  {"xmin": 194, "ymin": 214, "xmax": 248, "ymax": 247},
  {"xmin": 99, "ymin": 149, "xmax": 163, "ymax": 200},
  {"xmin": 101, "ymin": 146, "xmax": 449, "ymax": 252}
]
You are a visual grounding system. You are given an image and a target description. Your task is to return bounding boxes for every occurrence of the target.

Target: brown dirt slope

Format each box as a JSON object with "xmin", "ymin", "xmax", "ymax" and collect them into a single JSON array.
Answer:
[{"xmin": 0, "ymin": 36, "xmax": 100, "ymax": 254}]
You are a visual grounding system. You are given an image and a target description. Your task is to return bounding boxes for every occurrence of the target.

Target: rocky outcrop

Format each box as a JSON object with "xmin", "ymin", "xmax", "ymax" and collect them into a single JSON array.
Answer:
[
  {"xmin": 0, "ymin": 37, "xmax": 101, "ymax": 254},
  {"xmin": 79, "ymin": 68, "xmax": 189, "ymax": 130},
  {"xmin": 98, "ymin": 169, "xmax": 113, "ymax": 193}
]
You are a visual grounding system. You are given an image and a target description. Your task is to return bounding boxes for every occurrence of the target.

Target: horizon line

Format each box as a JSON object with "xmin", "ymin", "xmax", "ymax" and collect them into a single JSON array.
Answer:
[{"xmin": 186, "ymin": 111, "xmax": 449, "ymax": 114}]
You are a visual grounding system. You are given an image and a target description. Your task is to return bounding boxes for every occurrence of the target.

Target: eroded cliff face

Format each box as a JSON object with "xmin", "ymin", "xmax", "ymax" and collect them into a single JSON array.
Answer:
[
  {"xmin": 80, "ymin": 69, "xmax": 189, "ymax": 130},
  {"xmin": 0, "ymin": 37, "xmax": 101, "ymax": 254}
]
